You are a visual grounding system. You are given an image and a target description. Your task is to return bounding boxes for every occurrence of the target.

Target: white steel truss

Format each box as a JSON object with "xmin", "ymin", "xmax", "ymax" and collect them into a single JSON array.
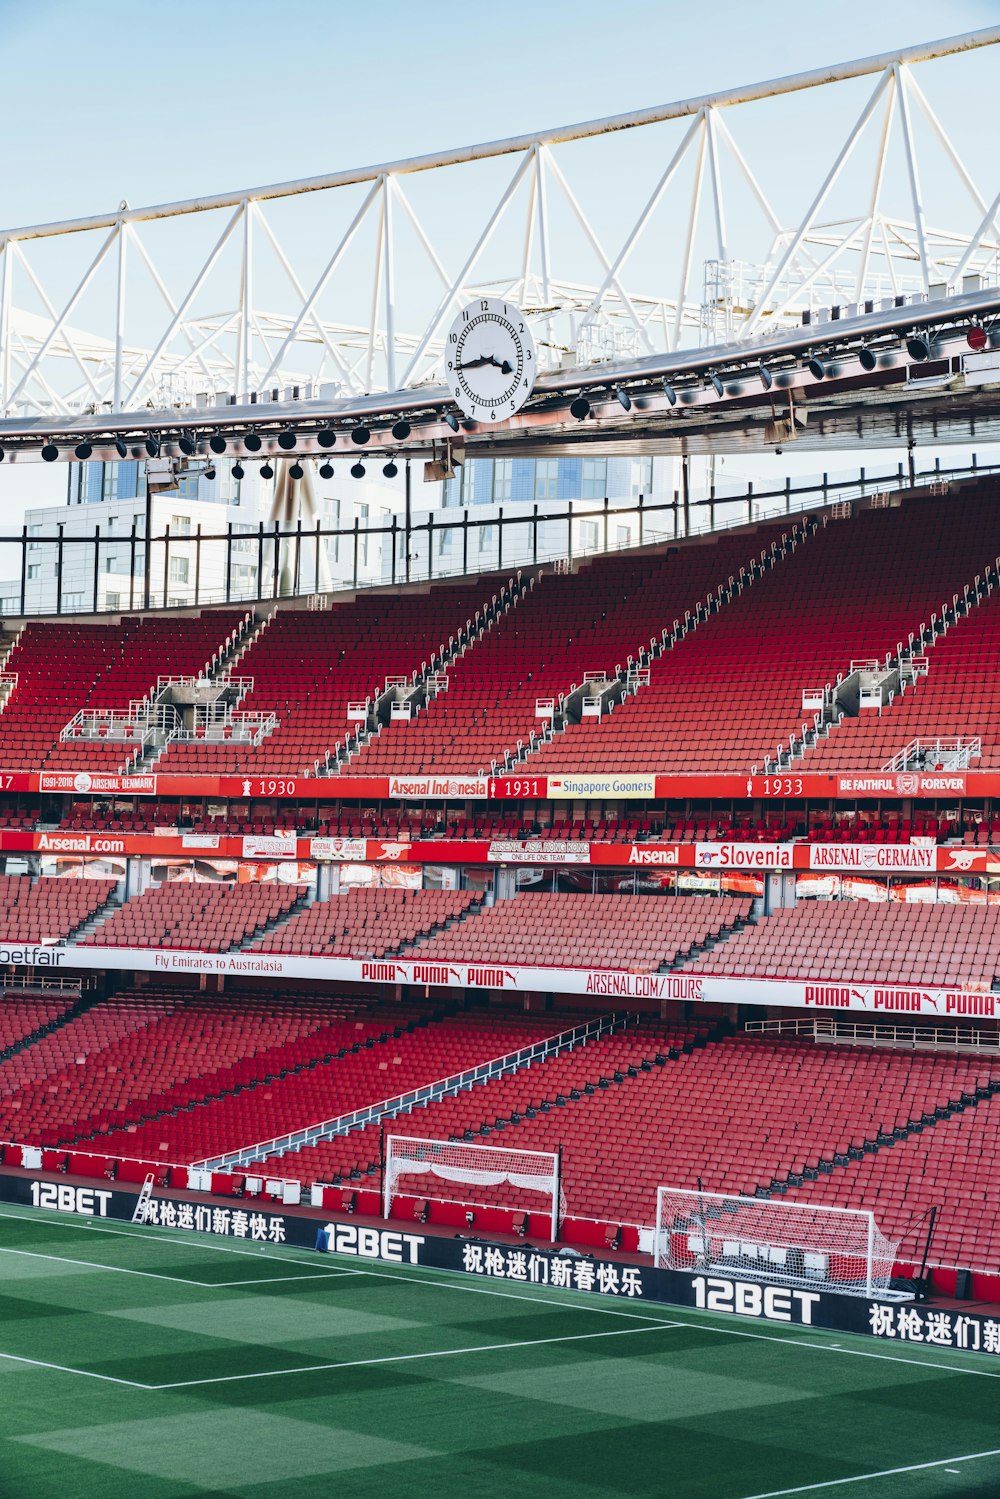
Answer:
[{"xmin": 0, "ymin": 29, "xmax": 997, "ymax": 426}]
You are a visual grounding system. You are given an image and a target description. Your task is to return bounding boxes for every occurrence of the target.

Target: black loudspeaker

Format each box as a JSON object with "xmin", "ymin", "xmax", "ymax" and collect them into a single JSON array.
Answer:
[{"xmin": 954, "ymin": 1269, "xmax": 972, "ymax": 1299}]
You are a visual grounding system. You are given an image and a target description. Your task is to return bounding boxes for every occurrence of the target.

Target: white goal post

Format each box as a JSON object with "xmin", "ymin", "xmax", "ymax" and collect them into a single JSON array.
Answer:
[
  {"xmin": 384, "ymin": 1135, "xmax": 564, "ymax": 1240},
  {"xmin": 655, "ymin": 1185, "xmax": 899, "ymax": 1298}
]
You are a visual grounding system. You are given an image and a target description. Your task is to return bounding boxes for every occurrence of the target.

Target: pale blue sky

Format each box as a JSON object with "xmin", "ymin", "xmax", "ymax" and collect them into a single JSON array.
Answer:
[
  {"xmin": 0, "ymin": 0, "xmax": 995, "ymax": 226},
  {"xmin": 0, "ymin": 0, "xmax": 997, "ymax": 522}
]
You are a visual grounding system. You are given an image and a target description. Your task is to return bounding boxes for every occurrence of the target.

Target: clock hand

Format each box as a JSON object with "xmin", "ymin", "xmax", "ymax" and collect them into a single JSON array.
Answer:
[{"xmin": 458, "ymin": 354, "xmax": 514, "ymax": 374}]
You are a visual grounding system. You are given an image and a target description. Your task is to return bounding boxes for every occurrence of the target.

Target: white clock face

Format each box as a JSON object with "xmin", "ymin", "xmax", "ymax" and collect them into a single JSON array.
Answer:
[{"xmin": 445, "ymin": 297, "xmax": 536, "ymax": 422}]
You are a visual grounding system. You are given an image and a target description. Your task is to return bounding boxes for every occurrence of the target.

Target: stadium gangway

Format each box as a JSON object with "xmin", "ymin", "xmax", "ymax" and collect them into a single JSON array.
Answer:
[
  {"xmin": 194, "ymin": 1010, "xmax": 636, "ymax": 1174},
  {"xmin": 744, "ymin": 1017, "xmax": 1000, "ymax": 1055}
]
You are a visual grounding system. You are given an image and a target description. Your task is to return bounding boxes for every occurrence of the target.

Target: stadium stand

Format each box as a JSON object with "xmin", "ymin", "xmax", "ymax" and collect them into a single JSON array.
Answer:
[
  {"xmin": 341, "ymin": 524, "xmax": 793, "ymax": 776},
  {"xmin": 526, "ymin": 486, "xmax": 1000, "ymax": 772},
  {"xmin": 0, "ymin": 611, "xmax": 247, "ymax": 772},
  {"xmin": 87, "ymin": 1007, "xmax": 571, "ymax": 1164},
  {"xmin": 0, "ymin": 989, "xmax": 429, "ymax": 1147},
  {"xmin": 153, "ymin": 578, "xmax": 516, "ymax": 777},
  {"xmin": 681, "ymin": 902, "xmax": 1000, "ymax": 989},
  {"xmin": 251, "ymin": 888, "xmax": 481, "ymax": 957},
  {"xmin": 804, "ymin": 587, "xmax": 1000, "ymax": 770},
  {"xmin": 778, "ymin": 1089, "xmax": 1000, "ymax": 1271},
  {"xmin": 0, "ymin": 874, "xmax": 117, "ymax": 942},
  {"xmin": 81, "ymin": 881, "xmax": 304, "ymax": 951},
  {"xmin": 404, "ymin": 891, "xmax": 751, "ymax": 971},
  {"xmin": 279, "ymin": 1029, "xmax": 1000, "ymax": 1269}
]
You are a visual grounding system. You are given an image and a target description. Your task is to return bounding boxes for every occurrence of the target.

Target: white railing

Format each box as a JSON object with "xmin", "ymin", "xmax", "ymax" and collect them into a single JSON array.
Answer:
[
  {"xmin": 882, "ymin": 735, "xmax": 983, "ymax": 772},
  {"xmin": 744, "ymin": 1017, "xmax": 1000, "ymax": 1055},
  {"xmin": 194, "ymin": 1010, "xmax": 634, "ymax": 1173},
  {"xmin": 59, "ymin": 706, "xmax": 173, "ymax": 745}
]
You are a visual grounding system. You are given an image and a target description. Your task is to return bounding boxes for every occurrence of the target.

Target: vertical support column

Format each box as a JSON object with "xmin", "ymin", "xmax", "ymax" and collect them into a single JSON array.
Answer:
[
  {"xmin": 382, "ymin": 177, "xmax": 397, "ymax": 393},
  {"xmin": 0, "ymin": 239, "xmax": 11, "ymax": 417},
  {"xmin": 113, "ymin": 222, "xmax": 127, "ymax": 412},
  {"xmin": 236, "ymin": 200, "xmax": 253, "ymax": 399}
]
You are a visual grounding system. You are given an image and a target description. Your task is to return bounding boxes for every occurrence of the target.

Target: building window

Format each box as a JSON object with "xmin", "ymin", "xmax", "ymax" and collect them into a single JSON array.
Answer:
[
  {"xmin": 62, "ymin": 593, "xmax": 84, "ymax": 611},
  {"xmin": 357, "ymin": 504, "xmax": 369, "ymax": 567},
  {"xmin": 169, "ymin": 556, "xmax": 189, "ymax": 584},
  {"xmin": 105, "ymin": 593, "xmax": 121, "ymax": 611},
  {"xmin": 493, "ymin": 458, "xmax": 513, "ymax": 503},
  {"xmin": 27, "ymin": 564, "xmax": 40, "ymax": 580},
  {"xmin": 582, "ymin": 457, "xmax": 607, "ymax": 500},
  {"xmin": 617, "ymin": 524, "xmax": 632, "ymax": 548},
  {"xmin": 579, "ymin": 521, "xmax": 599, "ymax": 550},
  {"xmin": 106, "ymin": 461, "xmax": 140, "ymax": 501},
  {"xmin": 170, "ymin": 515, "xmax": 192, "ymax": 536},
  {"xmin": 535, "ymin": 459, "xmax": 558, "ymax": 501},
  {"xmin": 478, "ymin": 524, "xmax": 494, "ymax": 553},
  {"xmin": 0, "ymin": 596, "xmax": 17, "ymax": 613},
  {"xmin": 632, "ymin": 455, "xmax": 656, "ymax": 497}
]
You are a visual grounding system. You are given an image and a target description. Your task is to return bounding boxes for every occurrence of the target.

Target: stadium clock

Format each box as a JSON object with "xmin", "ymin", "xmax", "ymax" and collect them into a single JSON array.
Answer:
[{"xmin": 444, "ymin": 297, "xmax": 536, "ymax": 422}]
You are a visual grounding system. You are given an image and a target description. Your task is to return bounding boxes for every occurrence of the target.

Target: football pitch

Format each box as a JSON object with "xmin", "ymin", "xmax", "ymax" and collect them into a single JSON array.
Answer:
[{"xmin": 0, "ymin": 1208, "xmax": 998, "ymax": 1499}]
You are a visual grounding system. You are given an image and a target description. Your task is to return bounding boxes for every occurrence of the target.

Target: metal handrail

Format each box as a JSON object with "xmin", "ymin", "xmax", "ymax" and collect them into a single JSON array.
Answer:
[
  {"xmin": 1, "ymin": 457, "xmax": 998, "ymax": 621},
  {"xmin": 744, "ymin": 1017, "xmax": 1000, "ymax": 1054},
  {"xmin": 194, "ymin": 1010, "xmax": 634, "ymax": 1172}
]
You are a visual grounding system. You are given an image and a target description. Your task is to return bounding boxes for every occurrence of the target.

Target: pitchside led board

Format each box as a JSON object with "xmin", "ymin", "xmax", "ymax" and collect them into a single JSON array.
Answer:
[{"xmin": 9, "ymin": 1174, "xmax": 999, "ymax": 1359}]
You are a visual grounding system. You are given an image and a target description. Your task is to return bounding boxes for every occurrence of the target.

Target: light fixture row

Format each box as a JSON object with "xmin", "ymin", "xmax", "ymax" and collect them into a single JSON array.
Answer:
[{"xmin": 566, "ymin": 323, "xmax": 992, "ymax": 420}]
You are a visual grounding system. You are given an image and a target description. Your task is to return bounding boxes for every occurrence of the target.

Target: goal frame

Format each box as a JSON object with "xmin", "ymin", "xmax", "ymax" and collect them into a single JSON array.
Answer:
[
  {"xmin": 655, "ymin": 1184, "xmax": 898, "ymax": 1299},
  {"xmin": 383, "ymin": 1134, "xmax": 563, "ymax": 1241}
]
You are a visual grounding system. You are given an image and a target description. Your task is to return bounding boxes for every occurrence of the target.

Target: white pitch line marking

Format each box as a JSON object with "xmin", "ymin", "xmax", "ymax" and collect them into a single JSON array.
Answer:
[
  {"xmin": 0, "ymin": 1243, "xmax": 360, "ymax": 1289},
  {"xmin": 150, "ymin": 1320, "xmax": 682, "ymax": 1390},
  {"xmin": 0, "ymin": 1350, "xmax": 152, "ymax": 1389},
  {"xmin": 0, "ymin": 1208, "xmax": 359, "ymax": 1273},
  {"xmin": 736, "ymin": 1445, "xmax": 1000, "ymax": 1498},
  {"xmin": 3, "ymin": 1205, "xmax": 999, "ymax": 1384}
]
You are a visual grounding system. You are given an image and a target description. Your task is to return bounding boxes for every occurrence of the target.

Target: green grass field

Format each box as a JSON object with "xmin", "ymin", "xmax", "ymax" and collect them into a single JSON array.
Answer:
[{"xmin": 0, "ymin": 1207, "xmax": 998, "ymax": 1499}]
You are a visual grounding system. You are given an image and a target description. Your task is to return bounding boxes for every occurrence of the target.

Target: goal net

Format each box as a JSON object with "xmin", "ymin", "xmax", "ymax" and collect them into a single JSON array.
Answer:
[
  {"xmin": 655, "ymin": 1185, "xmax": 899, "ymax": 1298},
  {"xmin": 384, "ymin": 1135, "xmax": 563, "ymax": 1240}
]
